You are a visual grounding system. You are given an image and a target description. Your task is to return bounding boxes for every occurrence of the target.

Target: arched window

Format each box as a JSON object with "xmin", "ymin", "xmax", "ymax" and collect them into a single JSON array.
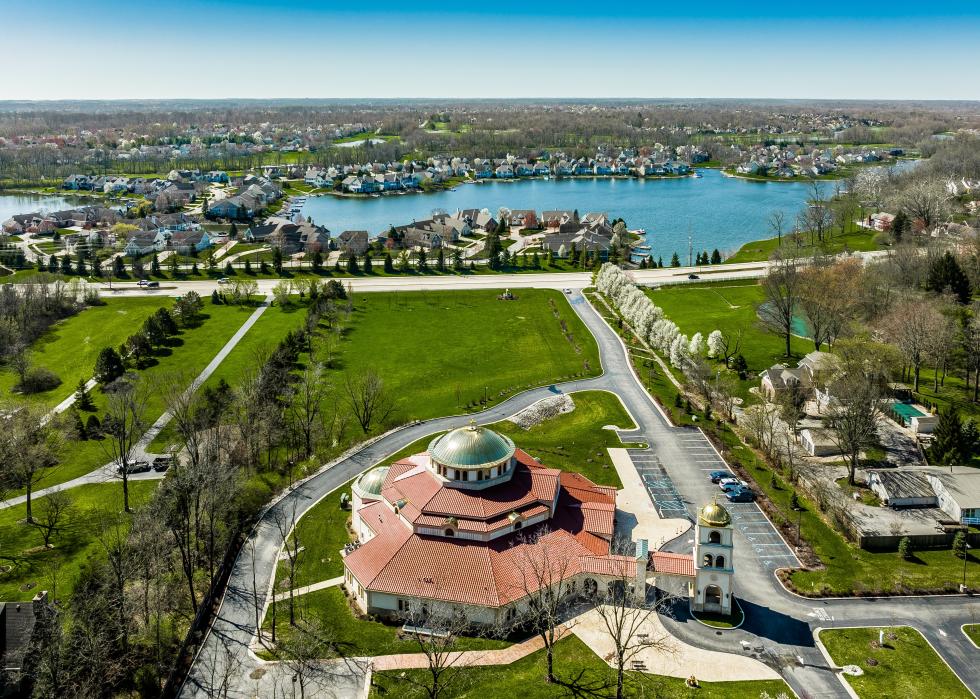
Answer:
[
  {"xmin": 514, "ymin": 521, "xmax": 522, "ymax": 530},
  {"xmin": 715, "ymin": 555, "xmax": 725, "ymax": 569},
  {"xmin": 444, "ymin": 528, "xmax": 455, "ymax": 537},
  {"xmin": 702, "ymin": 554, "xmax": 713, "ymax": 567},
  {"xmin": 708, "ymin": 530, "xmax": 721, "ymax": 544}
]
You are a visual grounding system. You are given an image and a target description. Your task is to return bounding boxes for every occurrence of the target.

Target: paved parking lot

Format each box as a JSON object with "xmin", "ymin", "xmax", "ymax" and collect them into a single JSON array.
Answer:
[{"xmin": 627, "ymin": 428, "xmax": 800, "ymax": 571}]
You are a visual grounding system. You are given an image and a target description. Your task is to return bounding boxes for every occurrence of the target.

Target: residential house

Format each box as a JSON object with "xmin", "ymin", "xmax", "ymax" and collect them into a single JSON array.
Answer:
[{"xmin": 338, "ymin": 230, "xmax": 370, "ymax": 256}]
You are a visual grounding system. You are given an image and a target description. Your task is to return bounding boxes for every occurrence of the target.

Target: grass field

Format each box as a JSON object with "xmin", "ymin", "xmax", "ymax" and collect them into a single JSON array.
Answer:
[
  {"xmin": 332, "ymin": 290, "xmax": 599, "ymax": 422},
  {"xmin": 645, "ymin": 280, "xmax": 812, "ymax": 401},
  {"xmin": 0, "ymin": 481, "xmax": 157, "ymax": 601},
  {"xmin": 20, "ymin": 300, "xmax": 256, "ymax": 493},
  {"xmin": 725, "ymin": 226, "xmax": 881, "ymax": 264},
  {"xmin": 371, "ymin": 635, "xmax": 790, "ymax": 698},
  {"xmin": 0, "ymin": 297, "xmax": 167, "ymax": 409},
  {"xmin": 964, "ymin": 624, "xmax": 980, "ymax": 647},
  {"xmin": 819, "ymin": 626, "xmax": 972, "ymax": 699}
]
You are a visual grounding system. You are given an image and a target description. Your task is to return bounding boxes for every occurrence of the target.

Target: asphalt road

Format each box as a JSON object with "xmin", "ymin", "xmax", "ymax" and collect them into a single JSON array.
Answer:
[{"xmin": 180, "ymin": 280, "xmax": 976, "ymax": 699}]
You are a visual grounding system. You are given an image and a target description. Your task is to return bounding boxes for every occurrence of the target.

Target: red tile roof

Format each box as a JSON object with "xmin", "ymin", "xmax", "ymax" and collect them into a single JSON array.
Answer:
[
  {"xmin": 344, "ymin": 448, "xmax": 625, "ymax": 608},
  {"xmin": 648, "ymin": 551, "xmax": 695, "ymax": 577}
]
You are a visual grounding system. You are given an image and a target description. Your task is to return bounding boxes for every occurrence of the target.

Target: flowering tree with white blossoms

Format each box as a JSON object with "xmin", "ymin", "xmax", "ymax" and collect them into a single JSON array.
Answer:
[
  {"xmin": 707, "ymin": 330, "xmax": 724, "ymax": 358},
  {"xmin": 688, "ymin": 332, "xmax": 703, "ymax": 356}
]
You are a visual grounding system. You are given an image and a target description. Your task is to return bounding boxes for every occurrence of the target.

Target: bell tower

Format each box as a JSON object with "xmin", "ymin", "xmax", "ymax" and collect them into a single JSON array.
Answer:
[{"xmin": 692, "ymin": 500, "xmax": 734, "ymax": 615}]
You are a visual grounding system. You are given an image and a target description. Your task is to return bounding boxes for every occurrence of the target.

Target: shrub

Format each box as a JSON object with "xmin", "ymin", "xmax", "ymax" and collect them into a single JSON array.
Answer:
[
  {"xmin": 898, "ymin": 536, "xmax": 913, "ymax": 560},
  {"xmin": 17, "ymin": 367, "xmax": 62, "ymax": 394}
]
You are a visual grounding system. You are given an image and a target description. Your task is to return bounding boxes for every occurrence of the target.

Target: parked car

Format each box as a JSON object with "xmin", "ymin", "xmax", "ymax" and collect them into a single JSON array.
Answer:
[
  {"xmin": 708, "ymin": 470, "xmax": 730, "ymax": 483},
  {"xmin": 726, "ymin": 487, "xmax": 756, "ymax": 502},
  {"xmin": 717, "ymin": 476, "xmax": 740, "ymax": 489},
  {"xmin": 152, "ymin": 456, "xmax": 173, "ymax": 472},
  {"xmin": 720, "ymin": 479, "xmax": 749, "ymax": 493},
  {"xmin": 563, "ymin": 288, "xmax": 572, "ymax": 294},
  {"xmin": 116, "ymin": 460, "xmax": 150, "ymax": 474},
  {"xmin": 688, "ymin": 273, "xmax": 700, "ymax": 280}
]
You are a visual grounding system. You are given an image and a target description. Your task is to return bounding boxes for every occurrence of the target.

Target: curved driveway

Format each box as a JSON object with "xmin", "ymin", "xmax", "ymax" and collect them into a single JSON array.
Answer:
[{"xmin": 180, "ymin": 287, "xmax": 979, "ymax": 699}]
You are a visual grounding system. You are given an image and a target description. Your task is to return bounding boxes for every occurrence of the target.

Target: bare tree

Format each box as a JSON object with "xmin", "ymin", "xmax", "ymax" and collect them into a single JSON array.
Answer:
[
  {"xmin": 760, "ymin": 255, "xmax": 802, "ymax": 357},
  {"xmin": 880, "ymin": 297, "xmax": 944, "ymax": 392},
  {"xmin": 798, "ymin": 181, "xmax": 834, "ymax": 244},
  {"xmin": 344, "ymin": 370, "xmax": 396, "ymax": 434},
  {"xmin": 717, "ymin": 327, "xmax": 743, "ymax": 368},
  {"xmin": 275, "ymin": 616, "xmax": 348, "ymax": 699},
  {"xmin": 398, "ymin": 600, "xmax": 475, "ymax": 699},
  {"xmin": 511, "ymin": 529, "xmax": 576, "ymax": 683},
  {"xmin": 96, "ymin": 510, "xmax": 136, "ymax": 653},
  {"xmin": 272, "ymin": 500, "xmax": 302, "ymax": 627},
  {"xmin": 289, "ymin": 365, "xmax": 328, "ymax": 458},
  {"xmin": 100, "ymin": 377, "xmax": 151, "ymax": 513},
  {"xmin": 768, "ymin": 210, "xmax": 785, "ymax": 245},
  {"xmin": 31, "ymin": 489, "xmax": 73, "ymax": 547},
  {"xmin": 590, "ymin": 542, "xmax": 672, "ymax": 699}
]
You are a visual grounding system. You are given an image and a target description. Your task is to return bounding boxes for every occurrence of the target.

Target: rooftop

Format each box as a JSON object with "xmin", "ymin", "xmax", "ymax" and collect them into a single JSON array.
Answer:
[{"xmin": 428, "ymin": 423, "xmax": 516, "ymax": 470}]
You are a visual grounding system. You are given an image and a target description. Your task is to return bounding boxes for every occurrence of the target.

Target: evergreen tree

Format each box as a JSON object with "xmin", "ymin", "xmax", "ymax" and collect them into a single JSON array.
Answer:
[
  {"xmin": 383, "ymin": 252, "xmax": 394, "ymax": 274},
  {"xmin": 75, "ymin": 255, "xmax": 87, "ymax": 276},
  {"xmin": 224, "ymin": 261, "xmax": 234, "ymax": 276},
  {"xmin": 702, "ymin": 250, "xmax": 709, "ymax": 265},
  {"xmin": 244, "ymin": 259, "xmax": 253, "ymax": 275},
  {"xmin": 47, "ymin": 255, "xmax": 57, "ymax": 274},
  {"xmin": 273, "ymin": 247, "xmax": 284, "ymax": 275},
  {"xmin": 346, "ymin": 254, "xmax": 359, "ymax": 274},
  {"xmin": 363, "ymin": 252, "xmax": 373, "ymax": 274},
  {"xmin": 436, "ymin": 248, "xmax": 445, "ymax": 272},
  {"xmin": 312, "ymin": 250, "xmax": 323, "ymax": 271},
  {"xmin": 260, "ymin": 261, "xmax": 270, "ymax": 274},
  {"xmin": 75, "ymin": 379, "xmax": 94, "ymax": 411},
  {"xmin": 85, "ymin": 414, "xmax": 101, "ymax": 438},
  {"xmin": 73, "ymin": 410, "xmax": 87, "ymax": 440},
  {"xmin": 926, "ymin": 251, "xmax": 972, "ymax": 304},
  {"xmin": 60, "ymin": 255, "xmax": 73, "ymax": 276},
  {"xmin": 229, "ymin": 222, "xmax": 238, "ymax": 239},
  {"xmin": 532, "ymin": 251, "xmax": 540, "ymax": 269},
  {"xmin": 657, "ymin": 256, "xmax": 664, "ymax": 268},
  {"xmin": 930, "ymin": 407, "xmax": 969, "ymax": 465},
  {"xmin": 417, "ymin": 248, "xmax": 428, "ymax": 271},
  {"xmin": 953, "ymin": 531, "xmax": 967, "ymax": 559},
  {"xmin": 151, "ymin": 254, "xmax": 161, "ymax": 276},
  {"xmin": 670, "ymin": 252, "xmax": 681, "ymax": 267},
  {"xmin": 890, "ymin": 211, "xmax": 909, "ymax": 240},
  {"xmin": 94, "ymin": 346, "xmax": 125, "ymax": 384},
  {"xmin": 639, "ymin": 257, "xmax": 648, "ymax": 269},
  {"xmin": 191, "ymin": 262, "xmax": 199, "ymax": 275},
  {"xmin": 113, "ymin": 256, "xmax": 125, "ymax": 278},
  {"xmin": 711, "ymin": 249, "xmax": 722, "ymax": 264},
  {"xmin": 211, "ymin": 289, "xmax": 222, "ymax": 304},
  {"xmin": 154, "ymin": 308, "xmax": 179, "ymax": 336},
  {"xmin": 732, "ymin": 354, "xmax": 749, "ymax": 380}
]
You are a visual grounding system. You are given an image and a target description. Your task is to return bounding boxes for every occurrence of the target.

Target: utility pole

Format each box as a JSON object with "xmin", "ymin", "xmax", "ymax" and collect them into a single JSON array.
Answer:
[{"xmin": 688, "ymin": 229, "xmax": 693, "ymax": 267}]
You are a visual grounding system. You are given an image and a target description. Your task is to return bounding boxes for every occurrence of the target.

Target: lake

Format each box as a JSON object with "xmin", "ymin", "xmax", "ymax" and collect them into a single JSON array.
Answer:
[
  {"xmin": 299, "ymin": 169, "xmax": 825, "ymax": 259},
  {"xmin": 0, "ymin": 192, "xmax": 89, "ymax": 225}
]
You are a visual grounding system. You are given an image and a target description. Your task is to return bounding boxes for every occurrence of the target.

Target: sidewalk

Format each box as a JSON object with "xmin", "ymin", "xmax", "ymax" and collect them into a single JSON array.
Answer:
[{"xmin": 273, "ymin": 575, "xmax": 344, "ymax": 603}]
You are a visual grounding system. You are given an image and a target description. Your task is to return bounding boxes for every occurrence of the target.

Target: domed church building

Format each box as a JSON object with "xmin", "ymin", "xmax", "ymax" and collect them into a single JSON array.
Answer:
[{"xmin": 342, "ymin": 422, "xmax": 646, "ymax": 625}]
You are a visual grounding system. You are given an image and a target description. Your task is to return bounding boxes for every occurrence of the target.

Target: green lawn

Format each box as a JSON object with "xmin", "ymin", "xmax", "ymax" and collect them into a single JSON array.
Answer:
[
  {"xmin": 0, "ymin": 297, "xmax": 167, "ymax": 409},
  {"xmin": 262, "ymin": 586, "xmax": 509, "ymax": 660},
  {"xmin": 726, "ymin": 226, "xmax": 881, "ymax": 264},
  {"xmin": 371, "ymin": 635, "xmax": 791, "ymax": 698},
  {"xmin": 491, "ymin": 390, "xmax": 635, "ymax": 488},
  {"xmin": 334, "ymin": 290, "xmax": 599, "ymax": 421},
  {"xmin": 645, "ymin": 280, "xmax": 813, "ymax": 402},
  {"xmin": 819, "ymin": 626, "xmax": 972, "ymax": 699},
  {"xmin": 963, "ymin": 624, "xmax": 980, "ymax": 648},
  {"xmin": 0, "ymin": 481, "xmax": 156, "ymax": 601},
  {"xmin": 20, "ymin": 300, "xmax": 256, "ymax": 493}
]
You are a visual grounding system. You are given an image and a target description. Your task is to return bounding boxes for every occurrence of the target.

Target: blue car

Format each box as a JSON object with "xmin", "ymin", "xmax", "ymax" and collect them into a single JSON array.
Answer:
[
  {"xmin": 708, "ymin": 470, "xmax": 730, "ymax": 483},
  {"xmin": 720, "ymin": 479, "xmax": 748, "ymax": 493},
  {"xmin": 726, "ymin": 487, "xmax": 756, "ymax": 503}
]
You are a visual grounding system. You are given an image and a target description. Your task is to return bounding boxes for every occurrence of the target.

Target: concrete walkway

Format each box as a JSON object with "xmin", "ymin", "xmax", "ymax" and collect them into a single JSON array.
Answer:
[
  {"xmin": 273, "ymin": 576, "xmax": 344, "ymax": 603},
  {"xmin": 368, "ymin": 632, "xmax": 554, "ymax": 671},
  {"xmin": 0, "ymin": 295, "xmax": 274, "ymax": 511},
  {"xmin": 572, "ymin": 606, "xmax": 782, "ymax": 682},
  {"xmin": 609, "ymin": 448, "xmax": 690, "ymax": 548},
  {"xmin": 44, "ymin": 377, "xmax": 97, "ymax": 423}
]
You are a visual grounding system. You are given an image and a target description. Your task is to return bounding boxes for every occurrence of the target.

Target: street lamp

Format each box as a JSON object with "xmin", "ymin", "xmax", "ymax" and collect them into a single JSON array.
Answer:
[{"xmin": 963, "ymin": 543, "xmax": 971, "ymax": 592}]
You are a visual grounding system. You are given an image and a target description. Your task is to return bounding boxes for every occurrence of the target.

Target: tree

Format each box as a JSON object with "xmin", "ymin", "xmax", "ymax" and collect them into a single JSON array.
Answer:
[
  {"xmin": 289, "ymin": 365, "xmax": 328, "ymax": 458},
  {"xmin": 397, "ymin": 600, "xmax": 475, "ymax": 699},
  {"xmin": 272, "ymin": 501, "xmax": 302, "ymax": 627},
  {"xmin": 363, "ymin": 252, "xmax": 373, "ymax": 274},
  {"xmin": 759, "ymin": 254, "xmax": 802, "ymax": 357},
  {"xmin": 768, "ymin": 210, "xmax": 785, "ymax": 245},
  {"xmin": 383, "ymin": 252, "xmax": 394, "ymax": 274},
  {"xmin": 670, "ymin": 252, "xmax": 681, "ymax": 267},
  {"xmin": 150, "ymin": 254, "xmax": 160, "ymax": 277},
  {"xmin": 926, "ymin": 251, "xmax": 972, "ymax": 304},
  {"xmin": 930, "ymin": 407, "xmax": 970, "ymax": 465},
  {"xmin": 94, "ymin": 347, "xmax": 125, "ymax": 384},
  {"xmin": 710, "ymin": 248, "xmax": 722, "ymax": 264},
  {"xmin": 591, "ymin": 541, "xmax": 671, "ymax": 699},
  {"xmin": 31, "ymin": 490, "xmax": 73, "ymax": 547},
  {"xmin": 346, "ymin": 253, "xmax": 359, "ymax": 274},
  {"xmin": 953, "ymin": 530, "xmax": 967, "ymax": 559},
  {"xmin": 75, "ymin": 378, "xmax": 94, "ymax": 411},
  {"xmin": 0, "ymin": 403, "xmax": 64, "ymax": 523},
  {"xmin": 99, "ymin": 378, "xmax": 151, "ymax": 513},
  {"xmin": 511, "ymin": 529, "xmax": 578, "ymax": 683},
  {"xmin": 311, "ymin": 249, "xmax": 323, "ymax": 271},
  {"xmin": 798, "ymin": 259, "xmax": 861, "ymax": 351},
  {"xmin": 273, "ymin": 247, "xmax": 284, "ymax": 275},
  {"xmin": 344, "ymin": 370, "xmax": 396, "ymax": 434},
  {"xmin": 826, "ymin": 369, "xmax": 883, "ymax": 486},
  {"xmin": 898, "ymin": 536, "xmax": 913, "ymax": 560},
  {"xmin": 895, "ymin": 177, "xmax": 949, "ymax": 231},
  {"xmin": 416, "ymin": 248, "xmax": 428, "ymax": 271},
  {"xmin": 880, "ymin": 297, "xmax": 944, "ymax": 392}
]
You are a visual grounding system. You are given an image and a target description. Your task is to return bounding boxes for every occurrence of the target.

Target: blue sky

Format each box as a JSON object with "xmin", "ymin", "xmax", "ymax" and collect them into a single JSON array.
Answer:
[{"xmin": 3, "ymin": 0, "xmax": 979, "ymax": 100}]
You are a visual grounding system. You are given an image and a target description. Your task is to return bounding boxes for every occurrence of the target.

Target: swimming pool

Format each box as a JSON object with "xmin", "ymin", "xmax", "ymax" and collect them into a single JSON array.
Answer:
[{"xmin": 890, "ymin": 402, "xmax": 926, "ymax": 425}]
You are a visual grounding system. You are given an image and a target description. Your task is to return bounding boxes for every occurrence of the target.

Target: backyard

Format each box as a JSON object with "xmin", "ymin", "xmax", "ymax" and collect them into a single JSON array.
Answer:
[{"xmin": 818, "ymin": 626, "xmax": 972, "ymax": 699}]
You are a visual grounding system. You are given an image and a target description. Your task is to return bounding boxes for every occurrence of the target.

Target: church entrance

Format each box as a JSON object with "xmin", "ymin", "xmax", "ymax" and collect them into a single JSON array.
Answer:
[{"xmin": 704, "ymin": 585, "xmax": 722, "ymax": 612}]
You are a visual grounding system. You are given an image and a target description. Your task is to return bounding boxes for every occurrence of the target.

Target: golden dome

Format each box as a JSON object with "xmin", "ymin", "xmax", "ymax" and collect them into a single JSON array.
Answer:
[{"xmin": 698, "ymin": 500, "xmax": 731, "ymax": 528}]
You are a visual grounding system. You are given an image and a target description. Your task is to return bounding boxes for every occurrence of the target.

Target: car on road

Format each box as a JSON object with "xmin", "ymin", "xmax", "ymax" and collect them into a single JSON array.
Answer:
[
  {"xmin": 726, "ymin": 487, "xmax": 757, "ymax": 502},
  {"xmin": 152, "ymin": 456, "xmax": 173, "ymax": 472},
  {"xmin": 563, "ymin": 288, "xmax": 572, "ymax": 294},
  {"xmin": 720, "ymin": 479, "xmax": 749, "ymax": 492},
  {"xmin": 146, "ymin": 281, "xmax": 160, "ymax": 288},
  {"xmin": 688, "ymin": 273, "xmax": 700, "ymax": 280},
  {"xmin": 217, "ymin": 277, "xmax": 230, "ymax": 284},
  {"xmin": 116, "ymin": 460, "xmax": 150, "ymax": 474},
  {"xmin": 708, "ymin": 470, "xmax": 730, "ymax": 483},
  {"xmin": 137, "ymin": 279, "xmax": 149, "ymax": 287}
]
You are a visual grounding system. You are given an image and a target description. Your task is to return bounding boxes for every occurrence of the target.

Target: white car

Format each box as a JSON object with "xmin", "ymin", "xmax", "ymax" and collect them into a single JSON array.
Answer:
[
  {"xmin": 718, "ymin": 477, "xmax": 741, "ymax": 489},
  {"xmin": 217, "ymin": 277, "xmax": 230, "ymax": 284},
  {"xmin": 563, "ymin": 288, "xmax": 573, "ymax": 294}
]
